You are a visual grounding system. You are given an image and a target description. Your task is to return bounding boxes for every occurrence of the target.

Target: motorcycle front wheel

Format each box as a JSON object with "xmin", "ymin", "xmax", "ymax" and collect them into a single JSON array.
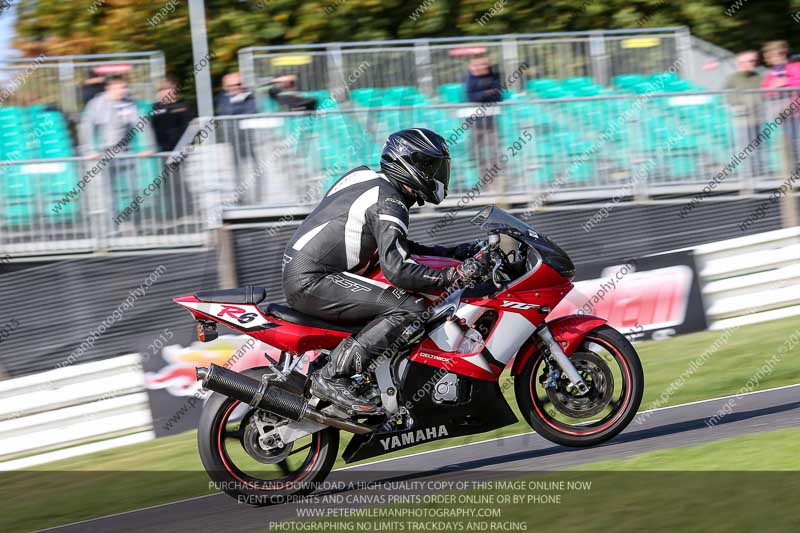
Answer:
[
  {"xmin": 515, "ymin": 325, "xmax": 644, "ymax": 447},
  {"xmin": 198, "ymin": 368, "xmax": 339, "ymax": 505}
]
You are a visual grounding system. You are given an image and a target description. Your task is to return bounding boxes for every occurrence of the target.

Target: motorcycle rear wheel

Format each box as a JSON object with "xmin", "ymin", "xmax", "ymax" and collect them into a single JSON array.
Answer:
[
  {"xmin": 515, "ymin": 325, "xmax": 644, "ymax": 447},
  {"xmin": 198, "ymin": 368, "xmax": 339, "ymax": 505}
]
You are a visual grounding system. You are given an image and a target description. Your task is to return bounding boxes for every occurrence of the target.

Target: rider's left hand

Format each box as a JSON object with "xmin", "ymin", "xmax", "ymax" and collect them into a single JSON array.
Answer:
[
  {"xmin": 448, "ymin": 241, "xmax": 482, "ymax": 260},
  {"xmin": 447, "ymin": 253, "xmax": 492, "ymax": 284}
]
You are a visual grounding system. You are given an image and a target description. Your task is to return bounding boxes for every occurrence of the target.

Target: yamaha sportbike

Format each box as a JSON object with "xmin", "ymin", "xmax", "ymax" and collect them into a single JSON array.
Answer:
[{"xmin": 175, "ymin": 206, "xmax": 644, "ymax": 503}]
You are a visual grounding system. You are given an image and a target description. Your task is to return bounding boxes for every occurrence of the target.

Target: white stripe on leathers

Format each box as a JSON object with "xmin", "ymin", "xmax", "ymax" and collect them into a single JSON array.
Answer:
[
  {"xmin": 345, "ymin": 186, "xmax": 380, "ymax": 269},
  {"xmin": 291, "ymin": 221, "xmax": 330, "ymax": 251},
  {"xmin": 378, "ymin": 214, "xmax": 409, "ymax": 233},
  {"xmin": 341, "ymin": 271, "xmax": 392, "ymax": 289},
  {"xmin": 327, "ymin": 169, "xmax": 381, "ymax": 196}
]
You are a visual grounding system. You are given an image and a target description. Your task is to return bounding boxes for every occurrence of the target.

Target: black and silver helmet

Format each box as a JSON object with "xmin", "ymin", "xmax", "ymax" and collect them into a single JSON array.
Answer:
[{"xmin": 380, "ymin": 128, "xmax": 450, "ymax": 205}]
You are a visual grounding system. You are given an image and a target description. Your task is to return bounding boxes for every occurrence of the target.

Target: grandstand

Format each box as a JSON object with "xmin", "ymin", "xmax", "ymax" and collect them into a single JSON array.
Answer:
[
  {"xmin": 246, "ymin": 71, "xmax": 756, "ymax": 194},
  {"xmin": 0, "ymin": 28, "xmax": 792, "ymax": 258}
]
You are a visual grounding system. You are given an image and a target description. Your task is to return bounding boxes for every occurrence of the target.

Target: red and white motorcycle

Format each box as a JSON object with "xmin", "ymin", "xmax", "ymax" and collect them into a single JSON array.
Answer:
[{"xmin": 175, "ymin": 206, "xmax": 643, "ymax": 504}]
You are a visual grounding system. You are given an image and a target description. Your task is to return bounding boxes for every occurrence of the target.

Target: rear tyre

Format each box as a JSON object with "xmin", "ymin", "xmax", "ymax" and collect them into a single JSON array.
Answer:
[
  {"xmin": 198, "ymin": 368, "xmax": 339, "ymax": 505},
  {"xmin": 515, "ymin": 325, "xmax": 643, "ymax": 447}
]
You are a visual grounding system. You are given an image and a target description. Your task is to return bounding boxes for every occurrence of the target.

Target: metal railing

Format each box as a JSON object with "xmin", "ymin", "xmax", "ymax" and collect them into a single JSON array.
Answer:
[
  {"xmin": 239, "ymin": 28, "xmax": 691, "ymax": 97},
  {"xmin": 688, "ymin": 36, "xmax": 737, "ymax": 91},
  {"xmin": 0, "ymin": 152, "xmax": 209, "ymax": 255},
  {"xmin": 3, "ymin": 88, "xmax": 798, "ymax": 254},
  {"xmin": 0, "ymin": 52, "xmax": 165, "ymax": 114},
  {"xmin": 206, "ymin": 88, "xmax": 798, "ymax": 210}
]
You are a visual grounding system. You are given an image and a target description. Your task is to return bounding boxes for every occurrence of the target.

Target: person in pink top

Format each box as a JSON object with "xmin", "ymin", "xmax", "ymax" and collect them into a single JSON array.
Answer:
[
  {"xmin": 761, "ymin": 40, "xmax": 800, "ymax": 168},
  {"xmin": 761, "ymin": 41, "xmax": 800, "ymax": 90}
]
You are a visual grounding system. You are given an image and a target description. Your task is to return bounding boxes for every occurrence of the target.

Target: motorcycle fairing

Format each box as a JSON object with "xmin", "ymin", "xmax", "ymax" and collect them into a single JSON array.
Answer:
[
  {"xmin": 510, "ymin": 314, "xmax": 608, "ymax": 376},
  {"xmin": 174, "ymin": 295, "xmax": 352, "ymax": 352},
  {"xmin": 342, "ymin": 361, "xmax": 517, "ymax": 463},
  {"xmin": 175, "ymin": 298, "xmax": 277, "ymax": 332},
  {"xmin": 407, "ymin": 269, "xmax": 573, "ymax": 381}
]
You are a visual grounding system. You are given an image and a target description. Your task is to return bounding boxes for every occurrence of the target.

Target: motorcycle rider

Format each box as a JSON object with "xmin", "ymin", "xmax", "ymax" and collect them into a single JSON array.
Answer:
[{"xmin": 282, "ymin": 128, "xmax": 491, "ymax": 414}]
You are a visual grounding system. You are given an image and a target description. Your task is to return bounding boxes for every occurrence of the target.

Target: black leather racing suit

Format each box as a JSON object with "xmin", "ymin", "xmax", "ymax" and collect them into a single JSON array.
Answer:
[{"xmin": 282, "ymin": 166, "xmax": 453, "ymax": 373}]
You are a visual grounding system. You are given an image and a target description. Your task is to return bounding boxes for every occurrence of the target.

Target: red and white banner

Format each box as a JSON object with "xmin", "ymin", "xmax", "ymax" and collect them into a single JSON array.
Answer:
[{"xmin": 551, "ymin": 251, "xmax": 707, "ymax": 341}]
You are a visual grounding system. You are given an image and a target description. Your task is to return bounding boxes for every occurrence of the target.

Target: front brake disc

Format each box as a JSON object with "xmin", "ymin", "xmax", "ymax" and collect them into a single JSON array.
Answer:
[{"xmin": 546, "ymin": 351, "xmax": 613, "ymax": 418}]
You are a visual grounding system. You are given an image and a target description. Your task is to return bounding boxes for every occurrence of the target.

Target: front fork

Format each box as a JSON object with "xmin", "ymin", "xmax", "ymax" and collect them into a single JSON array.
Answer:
[{"xmin": 537, "ymin": 325, "xmax": 589, "ymax": 395}]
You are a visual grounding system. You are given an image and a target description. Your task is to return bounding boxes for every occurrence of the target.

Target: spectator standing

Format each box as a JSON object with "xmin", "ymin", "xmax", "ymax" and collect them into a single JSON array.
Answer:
[
  {"xmin": 267, "ymin": 74, "xmax": 318, "ymax": 111},
  {"xmin": 151, "ymin": 78, "xmax": 194, "ymax": 152},
  {"xmin": 465, "ymin": 55, "xmax": 502, "ymax": 191},
  {"xmin": 215, "ymin": 72, "xmax": 257, "ymax": 115},
  {"xmin": 216, "ymin": 72, "xmax": 258, "ymax": 202},
  {"xmin": 79, "ymin": 75, "xmax": 156, "ymax": 235},
  {"xmin": 79, "ymin": 75, "xmax": 156, "ymax": 157},
  {"xmin": 725, "ymin": 51, "xmax": 764, "ymax": 178},
  {"xmin": 761, "ymin": 41, "xmax": 800, "ymax": 90},
  {"xmin": 152, "ymin": 78, "xmax": 196, "ymax": 222},
  {"xmin": 761, "ymin": 40, "xmax": 800, "ymax": 169},
  {"xmin": 81, "ymin": 68, "xmax": 106, "ymax": 106}
]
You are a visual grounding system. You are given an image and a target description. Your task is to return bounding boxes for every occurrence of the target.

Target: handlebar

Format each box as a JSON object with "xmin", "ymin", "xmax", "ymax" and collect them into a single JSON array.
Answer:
[{"xmin": 472, "ymin": 233, "xmax": 506, "ymax": 288}]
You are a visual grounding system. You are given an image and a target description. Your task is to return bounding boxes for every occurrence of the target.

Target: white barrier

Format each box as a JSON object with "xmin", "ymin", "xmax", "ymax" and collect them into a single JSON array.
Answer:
[
  {"xmin": 0, "ymin": 354, "xmax": 154, "ymax": 470},
  {"xmin": 694, "ymin": 227, "xmax": 800, "ymax": 329}
]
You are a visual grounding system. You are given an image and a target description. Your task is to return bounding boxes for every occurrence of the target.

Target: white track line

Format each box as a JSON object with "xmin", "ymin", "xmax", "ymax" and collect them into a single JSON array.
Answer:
[
  {"xmin": 34, "ymin": 492, "xmax": 222, "ymax": 532},
  {"xmin": 338, "ymin": 382, "xmax": 800, "ymax": 471},
  {"xmin": 633, "ymin": 382, "xmax": 800, "ymax": 413},
  {"xmin": 37, "ymin": 382, "xmax": 800, "ymax": 532}
]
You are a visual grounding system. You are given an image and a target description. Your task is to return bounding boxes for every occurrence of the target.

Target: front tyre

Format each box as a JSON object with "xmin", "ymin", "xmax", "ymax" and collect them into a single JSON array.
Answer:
[
  {"xmin": 515, "ymin": 325, "xmax": 643, "ymax": 447},
  {"xmin": 198, "ymin": 368, "xmax": 339, "ymax": 505}
]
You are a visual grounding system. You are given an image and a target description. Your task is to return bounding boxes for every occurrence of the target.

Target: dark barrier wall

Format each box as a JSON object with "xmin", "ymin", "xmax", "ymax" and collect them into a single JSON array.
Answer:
[
  {"xmin": 0, "ymin": 197, "xmax": 783, "ymax": 379},
  {"xmin": 0, "ymin": 251, "xmax": 218, "ymax": 378},
  {"xmin": 232, "ymin": 198, "xmax": 783, "ymax": 303}
]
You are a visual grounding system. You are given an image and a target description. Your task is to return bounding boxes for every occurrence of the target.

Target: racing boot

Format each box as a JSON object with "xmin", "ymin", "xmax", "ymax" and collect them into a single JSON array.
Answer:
[{"xmin": 310, "ymin": 337, "xmax": 383, "ymax": 416}]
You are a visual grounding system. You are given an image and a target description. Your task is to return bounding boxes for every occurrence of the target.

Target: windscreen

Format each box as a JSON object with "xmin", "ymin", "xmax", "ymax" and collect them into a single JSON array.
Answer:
[
  {"xmin": 469, "ymin": 205, "xmax": 575, "ymax": 279},
  {"xmin": 469, "ymin": 206, "xmax": 537, "ymax": 237}
]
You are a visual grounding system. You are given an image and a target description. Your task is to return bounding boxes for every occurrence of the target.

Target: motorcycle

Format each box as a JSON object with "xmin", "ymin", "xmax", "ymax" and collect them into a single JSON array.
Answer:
[{"xmin": 175, "ymin": 206, "xmax": 643, "ymax": 504}]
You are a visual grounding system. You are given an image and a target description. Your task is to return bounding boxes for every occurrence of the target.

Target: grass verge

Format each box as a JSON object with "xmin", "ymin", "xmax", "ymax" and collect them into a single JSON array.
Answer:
[
  {"xmin": 299, "ymin": 429, "xmax": 800, "ymax": 533},
  {"xmin": 2, "ymin": 317, "xmax": 798, "ymax": 532}
]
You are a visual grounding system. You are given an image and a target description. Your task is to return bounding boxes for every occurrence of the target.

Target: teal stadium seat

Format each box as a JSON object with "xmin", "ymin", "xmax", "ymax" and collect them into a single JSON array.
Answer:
[
  {"xmin": 438, "ymin": 83, "xmax": 465, "ymax": 103},
  {"xmin": 612, "ymin": 74, "xmax": 645, "ymax": 90},
  {"xmin": 526, "ymin": 78, "xmax": 559, "ymax": 95},
  {"xmin": 239, "ymin": 74, "xmax": 713, "ymax": 195},
  {"xmin": 648, "ymin": 72, "xmax": 680, "ymax": 86},
  {"xmin": 258, "ymin": 95, "xmax": 279, "ymax": 113},
  {"xmin": 350, "ymin": 88, "xmax": 383, "ymax": 107},
  {"xmin": 0, "ymin": 107, "xmax": 82, "ymax": 224},
  {"xmin": 563, "ymin": 76, "xmax": 592, "ymax": 88}
]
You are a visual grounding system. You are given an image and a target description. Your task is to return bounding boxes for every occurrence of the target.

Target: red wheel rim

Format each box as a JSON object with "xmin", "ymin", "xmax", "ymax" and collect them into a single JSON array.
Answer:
[
  {"xmin": 529, "ymin": 335, "xmax": 633, "ymax": 437},
  {"xmin": 215, "ymin": 400, "xmax": 323, "ymax": 491}
]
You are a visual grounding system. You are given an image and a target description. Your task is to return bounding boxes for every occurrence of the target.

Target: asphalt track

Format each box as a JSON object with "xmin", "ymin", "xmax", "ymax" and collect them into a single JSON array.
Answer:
[{"xmin": 43, "ymin": 384, "xmax": 800, "ymax": 533}]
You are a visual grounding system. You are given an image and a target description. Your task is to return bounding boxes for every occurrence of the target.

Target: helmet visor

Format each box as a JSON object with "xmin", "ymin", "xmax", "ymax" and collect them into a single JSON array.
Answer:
[
  {"xmin": 412, "ymin": 153, "xmax": 450, "ymax": 202},
  {"xmin": 432, "ymin": 158, "xmax": 450, "ymax": 203}
]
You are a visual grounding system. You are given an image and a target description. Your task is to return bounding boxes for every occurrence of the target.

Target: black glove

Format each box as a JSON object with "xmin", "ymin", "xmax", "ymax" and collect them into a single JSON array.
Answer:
[
  {"xmin": 448, "ymin": 241, "xmax": 482, "ymax": 260},
  {"xmin": 445, "ymin": 254, "xmax": 491, "ymax": 284}
]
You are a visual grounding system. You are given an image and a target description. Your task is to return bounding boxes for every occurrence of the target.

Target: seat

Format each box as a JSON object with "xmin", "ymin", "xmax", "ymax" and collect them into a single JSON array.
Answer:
[
  {"xmin": 195, "ymin": 286, "xmax": 267, "ymax": 304},
  {"xmin": 261, "ymin": 303, "xmax": 364, "ymax": 335}
]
